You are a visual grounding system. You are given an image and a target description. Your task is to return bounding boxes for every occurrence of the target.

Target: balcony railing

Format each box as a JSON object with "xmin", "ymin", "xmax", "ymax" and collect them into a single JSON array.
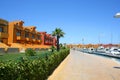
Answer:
[
  {"xmin": 0, "ymin": 19, "xmax": 8, "ymax": 26},
  {"xmin": 0, "ymin": 32, "xmax": 8, "ymax": 38},
  {"xmin": 25, "ymin": 37, "xmax": 30, "ymax": 41},
  {"xmin": 32, "ymin": 39, "xmax": 36, "ymax": 42},
  {"xmin": 16, "ymin": 36, "xmax": 25, "ymax": 40},
  {"xmin": 37, "ymin": 39, "xmax": 41, "ymax": 43},
  {"xmin": 45, "ymin": 41, "xmax": 50, "ymax": 44},
  {"xmin": 17, "ymin": 36, "xmax": 21, "ymax": 40}
]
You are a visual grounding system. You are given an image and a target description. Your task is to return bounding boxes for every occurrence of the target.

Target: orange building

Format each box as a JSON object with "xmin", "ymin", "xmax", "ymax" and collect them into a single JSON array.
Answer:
[
  {"xmin": 23, "ymin": 26, "xmax": 41, "ymax": 45},
  {"xmin": 0, "ymin": 19, "xmax": 8, "ymax": 44},
  {"xmin": 8, "ymin": 21, "xmax": 25, "ymax": 44},
  {"xmin": 0, "ymin": 19, "xmax": 57, "ymax": 50},
  {"xmin": 8, "ymin": 21, "xmax": 42, "ymax": 48}
]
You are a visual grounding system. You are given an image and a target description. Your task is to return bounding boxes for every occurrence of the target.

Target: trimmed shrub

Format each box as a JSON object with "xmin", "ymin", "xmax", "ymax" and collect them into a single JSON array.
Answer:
[
  {"xmin": 25, "ymin": 49, "xmax": 36, "ymax": 56},
  {"xmin": 50, "ymin": 45, "xmax": 56, "ymax": 52},
  {"xmin": 0, "ymin": 48, "xmax": 70, "ymax": 80}
]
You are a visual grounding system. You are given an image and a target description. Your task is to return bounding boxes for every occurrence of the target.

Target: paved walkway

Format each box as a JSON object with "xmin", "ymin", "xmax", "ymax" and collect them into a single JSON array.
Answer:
[{"xmin": 48, "ymin": 50, "xmax": 120, "ymax": 80}]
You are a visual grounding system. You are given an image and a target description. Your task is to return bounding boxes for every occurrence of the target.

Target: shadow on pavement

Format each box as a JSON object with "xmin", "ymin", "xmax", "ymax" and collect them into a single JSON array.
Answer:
[{"xmin": 113, "ymin": 66, "xmax": 120, "ymax": 69}]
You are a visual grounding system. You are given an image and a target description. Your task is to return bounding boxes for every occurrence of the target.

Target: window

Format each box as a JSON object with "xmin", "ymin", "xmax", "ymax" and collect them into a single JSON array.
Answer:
[
  {"xmin": 32, "ymin": 34, "xmax": 35, "ymax": 38},
  {"xmin": 16, "ymin": 30, "xmax": 21, "ymax": 36},
  {"xmin": 44, "ymin": 36, "xmax": 46, "ymax": 39},
  {"xmin": 37, "ymin": 35, "xmax": 40, "ymax": 39},
  {"xmin": 17, "ymin": 41, "xmax": 20, "ymax": 43},
  {"xmin": 0, "ymin": 40, "xmax": 3, "ymax": 42},
  {"xmin": 25, "ymin": 32, "xmax": 29, "ymax": 38},
  {"xmin": 0, "ymin": 27, "xmax": 3, "ymax": 32}
]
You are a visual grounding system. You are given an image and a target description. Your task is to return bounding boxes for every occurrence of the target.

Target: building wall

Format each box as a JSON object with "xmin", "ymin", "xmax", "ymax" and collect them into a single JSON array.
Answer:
[
  {"xmin": 0, "ymin": 19, "xmax": 8, "ymax": 44},
  {"xmin": 8, "ymin": 21, "xmax": 24, "ymax": 44},
  {"xmin": 8, "ymin": 21, "xmax": 44, "ymax": 46},
  {"xmin": 40, "ymin": 32, "xmax": 46, "ymax": 45},
  {"xmin": 0, "ymin": 19, "xmax": 57, "ymax": 48},
  {"xmin": 40, "ymin": 32, "xmax": 56, "ymax": 46}
]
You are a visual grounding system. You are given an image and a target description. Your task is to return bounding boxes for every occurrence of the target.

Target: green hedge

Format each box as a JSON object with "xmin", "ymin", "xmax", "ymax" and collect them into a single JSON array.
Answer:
[
  {"xmin": 25, "ymin": 49, "xmax": 36, "ymax": 56},
  {"xmin": 0, "ymin": 48, "xmax": 70, "ymax": 80}
]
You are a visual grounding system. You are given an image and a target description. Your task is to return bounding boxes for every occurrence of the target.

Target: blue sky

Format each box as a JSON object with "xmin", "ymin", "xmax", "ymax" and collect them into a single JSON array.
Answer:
[{"xmin": 1, "ymin": 0, "xmax": 120, "ymax": 44}]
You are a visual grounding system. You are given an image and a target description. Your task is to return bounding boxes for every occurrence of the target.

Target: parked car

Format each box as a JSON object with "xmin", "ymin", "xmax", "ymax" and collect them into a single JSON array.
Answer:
[{"xmin": 110, "ymin": 47, "xmax": 120, "ymax": 55}]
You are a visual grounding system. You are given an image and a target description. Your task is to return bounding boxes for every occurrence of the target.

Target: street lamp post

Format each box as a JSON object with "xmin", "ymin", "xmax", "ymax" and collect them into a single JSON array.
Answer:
[
  {"xmin": 114, "ymin": 12, "xmax": 120, "ymax": 47},
  {"xmin": 82, "ymin": 38, "xmax": 84, "ymax": 53},
  {"xmin": 98, "ymin": 34, "xmax": 101, "ymax": 46},
  {"xmin": 82, "ymin": 38, "xmax": 84, "ymax": 49}
]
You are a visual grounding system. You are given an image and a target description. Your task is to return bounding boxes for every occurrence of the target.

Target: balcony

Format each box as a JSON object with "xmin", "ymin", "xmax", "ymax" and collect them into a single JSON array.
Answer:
[
  {"xmin": 25, "ymin": 37, "xmax": 30, "ymax": 41},
  {"xmin": 32, "ymin": 39, "xmax": 36, "ymax": 42},
  {"xmin": 0, "ymin": 32, "xmax": 8, "ymax": 38},
  {"xmin": 0, "ymin": 19, "xmax": 8, "ymax": 26},
  {"xmin": 50, "ymin": 42, "xmax": 53, "ymax": 45},
  {"xmin": 45, "ymin": 41, "xmax": 49, "ymax": 44},
  {"xmin": 37, "ymin": 39, "xmax": 41, "ymax": 43},
  {"xmin": 16, "ymin": 36, "xmax": 23, "ymax": 40}
]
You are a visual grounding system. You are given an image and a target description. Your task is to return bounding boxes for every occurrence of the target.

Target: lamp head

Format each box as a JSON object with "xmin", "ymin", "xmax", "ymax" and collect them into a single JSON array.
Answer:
[{"xmin": 114, "ymin": 12, "xmax": 120, "ymax": 18}]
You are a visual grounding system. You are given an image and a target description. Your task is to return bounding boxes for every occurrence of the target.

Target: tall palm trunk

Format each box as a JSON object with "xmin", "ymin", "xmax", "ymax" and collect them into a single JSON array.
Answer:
[{"xmin": 57, "ymin": 36, "xmax": 60, "ymax": 51}]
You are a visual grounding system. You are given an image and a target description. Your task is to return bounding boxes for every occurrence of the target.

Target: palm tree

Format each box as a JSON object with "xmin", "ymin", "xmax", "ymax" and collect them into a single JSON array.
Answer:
[{"xmin": 52, "ymin": 28, "xmax": 65, "ymax": 51}]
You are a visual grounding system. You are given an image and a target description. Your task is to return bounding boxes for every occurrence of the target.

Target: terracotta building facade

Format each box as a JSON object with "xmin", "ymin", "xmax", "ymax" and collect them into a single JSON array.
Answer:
[
  {"xmin": 8, "ymin": 21, "xmax": 42, "ymax": 45},
  {"xmin": 0, "ymin": 19, "xmax": 57, "ymax": 49},
  {"xmin": 40, "ymin": 32, "xmax": 57, "ymax": 46},
  {"xmin": 0, "ymin": 19, "xmax": 8, "ymax": 44}
]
